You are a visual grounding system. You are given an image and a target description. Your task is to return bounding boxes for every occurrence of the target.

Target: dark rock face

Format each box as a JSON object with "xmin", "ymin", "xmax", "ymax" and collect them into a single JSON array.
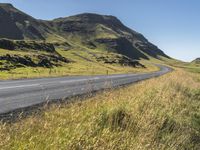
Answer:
[
  {"xmin": 0, "ymin": 54, "xmax": 71, "ymax": 70},
  {"xmin": 0, "ymin": 4, "xmax": 24, "ymax": 39},
  {"xmin": 0, "ymin": 39, "xmax": 15, "ymax": 50},
  {"xmin": 52, "ymin": 13, "xmax": 135, "ymax": 35},
  {"xmin": 0, "ymin": 3, "xmax": 46, "ymax": 40},
  {"xmin": 95, "ymin": 54, "xmax": 145, "ymax": 68},
  {"xmin": 0, "ymin": 54, "xmax": 35, "ymax": 69},
  {"xmin": 0, "ymin": 39, "xmax": 55, "ymax": 52},
  {"xmin": 54, "ymin": 13, "xmax": 169, "ymax": 60},
  {"xmin": 95, "ymin": 38, "xmax": 149, "ymax": 60},
  {"xmin": 135, "ymin": 42, "xmax": 170, "ymax": 59}
]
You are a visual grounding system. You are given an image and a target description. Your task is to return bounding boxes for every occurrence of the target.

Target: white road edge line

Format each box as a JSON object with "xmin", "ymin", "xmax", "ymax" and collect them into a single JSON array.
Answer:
[
  {"xmin": 0, "ymin": 84, "xmax": 40, "ymax": 90},
  {"xmin": 59, "ymin": 77, "xmax": 100, "ymax": 83}
]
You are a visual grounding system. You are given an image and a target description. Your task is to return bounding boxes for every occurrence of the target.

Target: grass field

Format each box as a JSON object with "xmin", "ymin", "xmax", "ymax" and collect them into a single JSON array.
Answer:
[
  {"xmin": 0, "ymin": 67, "xmax": 199, "ymax": 149},
  {"xmin": 0, "ymin": 40, "xmax": 199, "ymax": 149}
]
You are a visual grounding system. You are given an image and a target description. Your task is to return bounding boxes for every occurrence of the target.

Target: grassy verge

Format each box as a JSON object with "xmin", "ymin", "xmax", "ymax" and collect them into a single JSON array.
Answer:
[
  {"xmin": 0, "ymin": 68, "xmax": 199, "ymax": 149},
  {"xmin": 159, "ymin": 57, "xmax": 200, "ymax": 74},
  {"xmin": 181, "ymin": 65, "xmax": 200, "ymax": 73}
]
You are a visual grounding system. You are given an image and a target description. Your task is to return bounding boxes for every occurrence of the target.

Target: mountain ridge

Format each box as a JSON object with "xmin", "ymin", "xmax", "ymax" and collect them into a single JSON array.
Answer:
[
  {"xmin": 0, "ymin": 3, "xmax": 170, "ymax": 60},
  {"xmin": 192, "ymin": 58, "xmax": 200, "ymax": 63}
]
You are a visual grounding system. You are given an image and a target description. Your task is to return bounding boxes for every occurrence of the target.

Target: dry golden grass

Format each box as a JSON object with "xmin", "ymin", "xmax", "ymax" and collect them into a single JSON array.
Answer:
[{"xmin": 0, "ymin": 68, "xmax": 199, "ymax": 149}]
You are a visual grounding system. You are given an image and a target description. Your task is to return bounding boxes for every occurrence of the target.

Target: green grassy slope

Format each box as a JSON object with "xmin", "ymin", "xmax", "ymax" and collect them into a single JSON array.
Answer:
[
  {"xmin": 0, "ymin": 3, "xmax": 174, "ymax": 80},
  {"xmin": 0, "ymin": 40, "xmax": 158, "ymax": 79},
  {"xmin": 0, "ymin": 4, "xmax": 199, "ymax": 150}
]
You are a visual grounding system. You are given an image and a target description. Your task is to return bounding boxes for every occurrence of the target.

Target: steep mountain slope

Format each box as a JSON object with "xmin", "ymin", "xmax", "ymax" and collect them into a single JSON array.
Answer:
[
  {"xmin": 0, "ymin": 3, "xmax": 50, "ymax": 40},
  {"xmin": 0, "ymin": 3, "xmax": 170, "ymax": 60},
  {"xmin": 51, "ymin": 13, "xmax": 170, "ymax": 59}
]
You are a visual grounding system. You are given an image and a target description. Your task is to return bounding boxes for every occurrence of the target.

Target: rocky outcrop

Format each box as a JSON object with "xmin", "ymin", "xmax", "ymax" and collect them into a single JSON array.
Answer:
[
  {"xmin": 95, "ymin": 38, "xmax": 149, "ymax": 60},
  {"xmin": 0, "ymin": 3, "xmax": 46, "ymax": 40},
  {"xmin": 0, "ymin": 39, "xmax": 55, "ymax": 52},
  {"xmin": 135, "ymin": 41, "xmax": 170, "ymax": 59},
  {"xmin": 0, "ymin": 54, "xmax": 71, "ymax": 70},
  {"xmin": 95, "ymin": 54, "xmax": 145, "ymax": 68}
]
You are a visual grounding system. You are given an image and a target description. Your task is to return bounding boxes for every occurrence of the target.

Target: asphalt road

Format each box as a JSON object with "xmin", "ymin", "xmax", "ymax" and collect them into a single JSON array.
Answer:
[{"xmin": 0, "ymin": 65, "xmax": 172, "ymax": 115}]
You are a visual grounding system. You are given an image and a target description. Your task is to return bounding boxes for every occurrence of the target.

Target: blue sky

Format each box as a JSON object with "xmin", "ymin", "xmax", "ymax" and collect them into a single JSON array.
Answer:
[{"xmin": 1, "ymin": 0, "xmax": 200, "ymax": 61}]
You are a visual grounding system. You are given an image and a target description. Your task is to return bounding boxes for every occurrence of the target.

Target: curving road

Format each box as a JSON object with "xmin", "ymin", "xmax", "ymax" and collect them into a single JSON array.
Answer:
[{"xmin": 0, "ymin": 65, "xmax": 172, "ymax": 115}]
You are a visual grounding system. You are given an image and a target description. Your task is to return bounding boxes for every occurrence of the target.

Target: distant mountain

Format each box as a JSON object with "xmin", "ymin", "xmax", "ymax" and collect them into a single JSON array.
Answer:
[
  {"xmin": 0, "ymin": 3, "xmax": 170, "ymax": 60},
  {"xmin": 192, "ymin": 58, "xmax": 200, "ymax": 64}
]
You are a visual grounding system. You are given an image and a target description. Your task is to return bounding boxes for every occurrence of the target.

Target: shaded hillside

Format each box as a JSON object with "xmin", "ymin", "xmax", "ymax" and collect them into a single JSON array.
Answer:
[
  {"xmin": 0, "ymin": 3, "xmax": 170, "ymax": 60},
  {"xmin": 50, "ymin": 13, "xmax": 170, "ymax": 60},
  {"xmin": 0, "ymin": 3, "xmax": 49, "ymax": 40},
  {"xmin": 0, "ymin": 39, "xmax": 55, "ymax": 52},
  {"xmin": 192, "ymin": 58, "xmax": 200, "ymax": 64}
]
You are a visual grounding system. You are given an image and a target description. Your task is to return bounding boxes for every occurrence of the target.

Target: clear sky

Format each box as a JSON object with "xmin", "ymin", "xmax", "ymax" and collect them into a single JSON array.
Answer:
[{"xmin": 1, "ymin": 0, "xmax": 200, "ymax": 62}]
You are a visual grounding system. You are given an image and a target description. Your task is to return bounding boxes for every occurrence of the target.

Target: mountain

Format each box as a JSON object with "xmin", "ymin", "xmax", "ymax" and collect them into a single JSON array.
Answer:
[
  {"xmin": 0, "ymin": 3, "xmax": 170, "ymax": 60},
  {"xmin": 192, "ymin": 58, "xmax": 200, "ymax": 64},
  {"xmin": 0, "ymin": 3, "xmax": 49, "ymax": 40}
]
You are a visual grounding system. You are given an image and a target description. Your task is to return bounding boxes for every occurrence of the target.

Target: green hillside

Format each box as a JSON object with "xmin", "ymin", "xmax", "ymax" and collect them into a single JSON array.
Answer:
[
  {"xmin": 0, "ymin": 39, "xmax": 158, "ymax": 79},
  {"xmin": 0, "ymin": 3, "xmax": 174, "ymax": 79},
  {"xmin": 0, "ymin": 3, "xmax": 170, "ymax": 61}
]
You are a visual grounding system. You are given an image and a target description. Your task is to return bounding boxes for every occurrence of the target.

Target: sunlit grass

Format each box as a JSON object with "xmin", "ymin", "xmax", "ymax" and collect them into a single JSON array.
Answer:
[{"xmin": 0, "ymin": 68, "xmax": 199, "ymax": 149}]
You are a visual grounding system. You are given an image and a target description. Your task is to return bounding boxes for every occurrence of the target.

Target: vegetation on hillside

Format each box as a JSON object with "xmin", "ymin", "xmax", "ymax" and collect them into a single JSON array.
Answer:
[
  {"xmin": 0, "ymin": 45, "xmax": 157, "ymax": 79},
  {"xmin": 0, "ymin": 3, "xmax": 170, "ymax": 61},
  {"xmin": 0, "ymin": 68, "xmax": 199, "ymax": 149},
  {"xmin": 163, "ymin": 58, "xmax": 200, "ymax": 74},
  {"xmin": 0, "ymin": 3, "xmax": 173, "ymax": 81},
  {"xmin": 0, "ymin": 2, "xmax": 199, "ymax": 150}
]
